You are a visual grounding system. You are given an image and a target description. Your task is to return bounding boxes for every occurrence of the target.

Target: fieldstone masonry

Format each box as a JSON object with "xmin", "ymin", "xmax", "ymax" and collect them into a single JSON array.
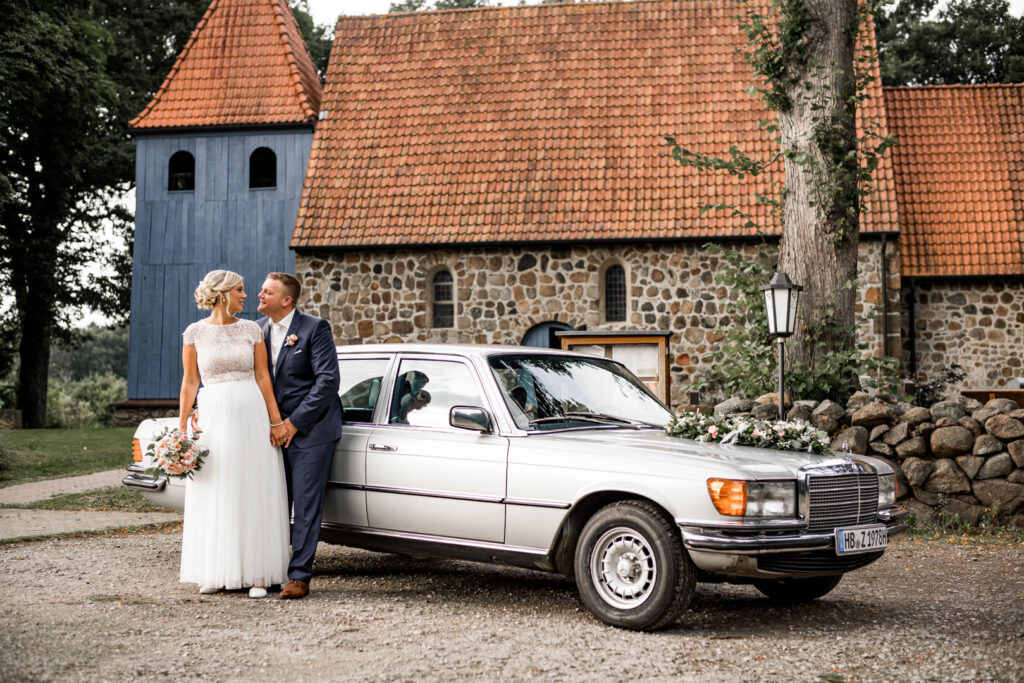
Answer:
[
  {"xmin": 296, "ymin": 239, "xmax": 897, "ymax": 407},
  {"xmin": 902, "ymin": 279, "xmax": 1024, "ymax": 389}
]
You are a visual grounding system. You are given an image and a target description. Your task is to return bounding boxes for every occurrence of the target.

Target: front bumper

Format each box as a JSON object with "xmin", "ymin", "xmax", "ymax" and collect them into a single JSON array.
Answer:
[
  {"xmin": 122, "ymin": 463, "xmax": 184, "ymax": 510},
  {"xmin": 678, "ymin": 506, "xmax": 909, "ymax": 579},
  {"xmin": 122, "ymin": 463, "xmax": 165, "ymax": 491}
]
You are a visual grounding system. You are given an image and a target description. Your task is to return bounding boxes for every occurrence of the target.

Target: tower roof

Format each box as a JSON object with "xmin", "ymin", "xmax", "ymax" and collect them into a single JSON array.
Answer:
[{"xmin": 131, "ymin": 0, "xmax": 323, "ymax": 131}]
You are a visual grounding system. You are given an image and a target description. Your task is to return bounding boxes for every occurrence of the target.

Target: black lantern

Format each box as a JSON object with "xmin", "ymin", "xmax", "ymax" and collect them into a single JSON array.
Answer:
[{"xmin": 760, "ymin": 272, "xmax": 802, "ymax": 419}]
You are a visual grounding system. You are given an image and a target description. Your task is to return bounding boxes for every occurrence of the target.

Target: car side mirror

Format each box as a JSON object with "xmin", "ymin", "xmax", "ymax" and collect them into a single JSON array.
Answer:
[{"xmin": 450, "ymin": 406, "xmax": 491, "ymax": 433}]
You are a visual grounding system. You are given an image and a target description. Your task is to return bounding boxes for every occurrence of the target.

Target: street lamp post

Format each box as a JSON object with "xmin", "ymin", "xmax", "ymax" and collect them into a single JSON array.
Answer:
[{"xmin": 760, "ymin": 272, "xmax": 803, "ymax": 421}]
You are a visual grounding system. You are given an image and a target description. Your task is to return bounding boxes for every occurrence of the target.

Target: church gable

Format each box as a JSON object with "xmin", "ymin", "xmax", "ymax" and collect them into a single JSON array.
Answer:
[{"xmin": 130, "ymin": 0, "xmax": 322, "ymax": 131}]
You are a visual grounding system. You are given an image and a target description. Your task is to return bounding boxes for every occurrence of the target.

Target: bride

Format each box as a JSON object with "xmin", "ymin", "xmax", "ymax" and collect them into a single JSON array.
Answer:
[{"xmin": 177, "ymin": 270, "xmax": 290, "ymax": 598}]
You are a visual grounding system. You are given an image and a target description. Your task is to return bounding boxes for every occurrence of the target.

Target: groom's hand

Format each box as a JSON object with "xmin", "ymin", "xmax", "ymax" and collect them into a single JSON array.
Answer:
[
  {"xmin": 272, "ymin": 419, "xmax": 298, "ymax": 448},
  {"xmin": 281, "ymin": 418, "xmax": 298, "ymax": 448}
]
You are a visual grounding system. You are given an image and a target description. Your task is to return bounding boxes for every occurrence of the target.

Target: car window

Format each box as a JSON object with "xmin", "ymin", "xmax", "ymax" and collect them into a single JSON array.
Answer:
[
  {"xmin": 338, "ymin": 358, "xmax": 391, "ymax": 423},
  {"xmin": 388, "ymin": 359, "xmax": 484, "ymax": 429}
]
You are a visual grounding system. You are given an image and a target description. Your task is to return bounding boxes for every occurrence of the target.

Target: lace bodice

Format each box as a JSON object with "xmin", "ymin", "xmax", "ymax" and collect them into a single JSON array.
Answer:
[{"xmin": 183, "ymin": 319, "xmax": 263, "ymax": 385}]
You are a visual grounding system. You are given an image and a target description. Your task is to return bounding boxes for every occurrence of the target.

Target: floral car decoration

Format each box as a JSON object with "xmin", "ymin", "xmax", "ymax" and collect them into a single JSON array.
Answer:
[
  {"xmin": 666, "ymin": 410, "xmax": 831, "ymax": 455},
  {"xmin": 144, "ymin": 426, "xmax": 209, "ymax": 480}
]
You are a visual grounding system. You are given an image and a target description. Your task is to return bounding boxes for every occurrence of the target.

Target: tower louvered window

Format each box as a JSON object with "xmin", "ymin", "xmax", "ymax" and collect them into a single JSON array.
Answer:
[{"xmin": 168, "ymin": 151, "xmax": 195, "ymax": 191}]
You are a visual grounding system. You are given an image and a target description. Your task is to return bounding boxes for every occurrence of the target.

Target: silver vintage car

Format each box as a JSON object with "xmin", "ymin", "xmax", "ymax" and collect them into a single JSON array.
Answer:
[{"xmin": 125, "ymin": 344, "xmax": 907, "ymax": 630}]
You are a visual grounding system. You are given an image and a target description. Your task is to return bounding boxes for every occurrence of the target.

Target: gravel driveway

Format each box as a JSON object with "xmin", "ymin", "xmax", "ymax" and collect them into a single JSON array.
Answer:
[{"xmin": 1, "ymin": 529, "xmax": 1022, "ymax": 682}]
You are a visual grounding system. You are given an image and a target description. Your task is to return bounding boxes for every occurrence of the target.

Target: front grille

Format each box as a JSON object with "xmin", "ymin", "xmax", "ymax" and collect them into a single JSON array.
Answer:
[
  {"xmin": 806, "ymin": 473, "xmax": 879, "ymax": 533},
  {"xmin": 758, "ymin": 549, "xmax": 884, "ymax": 574}
]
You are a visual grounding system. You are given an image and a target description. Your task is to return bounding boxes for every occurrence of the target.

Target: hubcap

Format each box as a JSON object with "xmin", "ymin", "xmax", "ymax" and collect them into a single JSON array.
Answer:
[{"xmin": 590, "ymin": 526, "xmax": 657, "ymax": 609}]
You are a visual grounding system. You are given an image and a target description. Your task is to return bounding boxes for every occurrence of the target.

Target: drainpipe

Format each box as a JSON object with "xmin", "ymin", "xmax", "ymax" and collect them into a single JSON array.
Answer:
[{"xmin": 881, "ymin": 235, "xmax": 889, "ymax": 357}]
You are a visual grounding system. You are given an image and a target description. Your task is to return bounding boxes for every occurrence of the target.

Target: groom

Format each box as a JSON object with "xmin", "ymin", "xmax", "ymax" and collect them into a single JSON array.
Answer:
[{"xmin": 257, "ymin": 272, "xmax": 342, "ymax": 600}]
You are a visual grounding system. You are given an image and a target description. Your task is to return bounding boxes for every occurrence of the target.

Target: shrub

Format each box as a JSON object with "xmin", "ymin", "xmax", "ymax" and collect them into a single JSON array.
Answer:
[{"xmin": 46, "ymin": 372, "xmax": 126, "ymax": 428}]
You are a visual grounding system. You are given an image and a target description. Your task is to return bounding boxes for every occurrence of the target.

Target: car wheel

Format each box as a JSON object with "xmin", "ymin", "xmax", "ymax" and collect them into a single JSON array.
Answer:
[
  {"xmin": 752, "ymin": 574, "xmax": 843, "ymax": 602},
  {"xmin": 574, "ymin": 500, "xmax": 695, "ymax": 631}
]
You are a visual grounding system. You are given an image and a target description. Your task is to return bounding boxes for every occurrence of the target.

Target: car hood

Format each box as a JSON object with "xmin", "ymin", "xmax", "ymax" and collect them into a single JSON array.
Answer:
[{"xmin": 529, "ymin": 428, "xmax": 891, "ymax": 479}]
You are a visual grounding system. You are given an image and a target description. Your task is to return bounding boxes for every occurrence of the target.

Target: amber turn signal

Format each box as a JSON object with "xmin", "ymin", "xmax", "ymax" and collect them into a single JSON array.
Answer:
[
  {"xmin": 707, "ymin": 478, "xmax": 747, "ymax": 517},
  {"xmin": 132, "ymin": 438, "xmax": 142, "ymax": 462}
]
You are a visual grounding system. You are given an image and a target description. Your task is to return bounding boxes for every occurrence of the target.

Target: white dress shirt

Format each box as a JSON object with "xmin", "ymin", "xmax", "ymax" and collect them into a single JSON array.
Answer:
[{"xmin": 269, "ymin": 309, "xmax": 296, "ymax": 370}]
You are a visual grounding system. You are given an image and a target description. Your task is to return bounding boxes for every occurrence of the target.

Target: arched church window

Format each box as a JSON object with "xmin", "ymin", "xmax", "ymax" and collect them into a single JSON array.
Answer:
[
  {"xmin": 168, "ymin": 151, "xmax": 195, "ymax": 191},
  {"xmin": 432, "ymin": 270, "xmax": 454, "ymax": 328},
  {"xmin": 604, "ymin": 263, "xmax": 627, "ymax": 322},
  {"xmin": 249, "ymin": 147, "xmax": 277, "ymax": 189}
]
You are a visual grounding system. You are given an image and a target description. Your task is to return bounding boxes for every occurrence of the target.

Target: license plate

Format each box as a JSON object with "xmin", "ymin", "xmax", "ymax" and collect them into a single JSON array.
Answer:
[{"xmin": 835, "ymin": 524, "xmax": 888, "ymax": 555}]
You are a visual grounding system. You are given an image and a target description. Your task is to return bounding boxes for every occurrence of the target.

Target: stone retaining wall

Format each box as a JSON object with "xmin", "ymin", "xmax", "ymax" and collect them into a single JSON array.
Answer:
[{"xmin": 716, "ymin": 394, "xmax": 1024, "ymax": 526}]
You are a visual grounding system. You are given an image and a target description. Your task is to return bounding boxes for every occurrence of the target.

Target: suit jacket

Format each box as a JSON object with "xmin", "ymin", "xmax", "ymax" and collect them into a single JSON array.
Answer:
[{"xmin": 260, "ymin": 310, "xmax": 342, "ymax": 448}]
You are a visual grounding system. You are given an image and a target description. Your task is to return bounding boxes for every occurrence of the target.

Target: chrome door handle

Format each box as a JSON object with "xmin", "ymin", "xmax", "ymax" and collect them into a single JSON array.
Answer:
[{"xmin": 369, "ymin": 443, "xmax": 397, "ymax": 452}]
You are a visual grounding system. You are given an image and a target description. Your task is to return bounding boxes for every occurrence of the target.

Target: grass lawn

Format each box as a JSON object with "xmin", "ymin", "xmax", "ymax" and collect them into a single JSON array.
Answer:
[
  {"xmin": 1, "ymin": 485, "xmax": 173, "ymax": 513},
  {"xmin": 0, "ymin": 427, "xmax": 135, "ymax": 487}
]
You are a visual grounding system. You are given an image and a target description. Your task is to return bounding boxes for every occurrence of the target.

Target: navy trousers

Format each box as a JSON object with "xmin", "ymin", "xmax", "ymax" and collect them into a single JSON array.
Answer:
[{"xmin": 282, "ymin": 440, "xmax": 335, "ymax": 583}]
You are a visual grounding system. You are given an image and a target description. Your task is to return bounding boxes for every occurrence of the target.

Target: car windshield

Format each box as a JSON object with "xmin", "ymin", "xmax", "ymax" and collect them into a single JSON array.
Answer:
[{"xmin": 488, "ymin": 354, "xmax": 673, "ymax": 432}]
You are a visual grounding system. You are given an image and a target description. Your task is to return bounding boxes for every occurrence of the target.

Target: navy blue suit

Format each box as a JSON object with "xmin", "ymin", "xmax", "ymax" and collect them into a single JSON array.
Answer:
[{"xmin": 260, "ymin": 310, "xmax": 342, "ymax": 583}]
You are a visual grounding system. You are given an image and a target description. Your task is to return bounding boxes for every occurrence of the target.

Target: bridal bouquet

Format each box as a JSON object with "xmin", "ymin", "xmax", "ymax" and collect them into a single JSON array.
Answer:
[
  {"xmin": 666, "ymin": 411, "xmax": 831, "ymax": 455},
  {"xmin": 145, "ymin": 426, "xmax": 209, "ymax": 480}
]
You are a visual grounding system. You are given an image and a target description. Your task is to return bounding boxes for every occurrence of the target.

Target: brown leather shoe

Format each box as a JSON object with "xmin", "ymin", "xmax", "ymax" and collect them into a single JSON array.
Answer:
[{"xmin": 280, "ymin": 579, "xmax": 309, "ymax": 599}]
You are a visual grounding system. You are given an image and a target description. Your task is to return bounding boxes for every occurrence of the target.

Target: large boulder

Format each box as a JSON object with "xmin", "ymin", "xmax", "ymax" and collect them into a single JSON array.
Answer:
[
  {"xmin": 984, "ymin": 398, "xmax": 1020, "ymax": 414},
  {"xmin": 812, "ymin": 399, "xmax": 846, "ymax": 421},
  {"xmin": 883, "ymin": 421, "xmax": 909, "ymax": 446},
  {"xmin": 971, "ymin": 407, "xmax": 1001, "ymax": 425},
  {"xmin": 851, "ymin": 401, "xmax": 892, "ymax": 428},
  {"xmin": 846, "ymin": 391, "xmax": 873, "ymax": 412},
  {"xmin": 955, "ymin": 455, "xmax": 985, "ymax": 480},
  {"xmin": 957, "ymin": 417, "xmax": 983, "ymax": 436},
  {"xmin": 935, "ymin": 417, "xmax": 956, "ymax": 428},
  {"xmin": 923, "ymin": 458, "xmax": 972, "ymax": 494},
  {"xmin": 902, "ymin": 457, "xmax": 933, "ymax": 488},
  {"xmin": 962, "ymin": 397, "xmax": 984, "ymax": 413},
  {"xmin": 754, "ymin": 391, "xmax": 790, "ymax": 407},
  {"xmin": 752, "ymin": 403, "xmax": 780, "ymax": 420},
  {"xmin": 786, "ymin": 403, "xmax": 813, "ymax": 423},
  {"xmin": 930, "ymin": 400, "xmax": 966, "ymax": 422},
  {"xmin": 984, "ymin": 415, "xmax": 1024, "ymax": 441},
  {"xmin": 914, "ymin": 422, "xmax": 936, "ymax": 440},
  {"xmin": 973, "ymin": 434, "xmax": 1004, "ymax": 456},
  {"xmin": 972, "ymin": 479, "xmax": 1024, "ymax": 515},
  {"xmin": 930, "ymin": 426, "xmax": 975, "ymax": 458},
  {"xmin": 896, "ymin": 437, "xmax": 928, "ymax": 459},
  {"xmin": 904, "ymin": 498, "xmax": 938, "ymax": 523},
  {"xmin": 869, "ymin": 424, "xmax": 890, "ymax": 442},
  {"xmin": 831, "ymin": 426, "xmax": 868, "ymax": 454},
  {"xmin": 913, "ymin": 488, "xmax": 942, "ymax": 506},
  {"xmin": 715, "ymin": 397, "xmax": 755, "ymax": 416},
  {"xmin": 812, "ymin": 414, "xmax": 842, "ymax": 436},
  {"xmin": 900, "ymin": 407, "xmax": 931, "ymax": 425},
  {"xmin": 869, "ymin": 441, "xmax": 894, "ymax": 457},
  {"xmin": 1009, "ymin": 469, "xmax": 1024, "ymax": 484},
  {"xmin": 976, "ymin": 453, "xmax": 1015, "ymax": 480},
  {"xmin": 1009, "ymin": 439, "xmax": 1024, "ymax": 468},
  {"xmin": 1011, "ymin": 409, "xmax": 1024, "ymax": 420}
]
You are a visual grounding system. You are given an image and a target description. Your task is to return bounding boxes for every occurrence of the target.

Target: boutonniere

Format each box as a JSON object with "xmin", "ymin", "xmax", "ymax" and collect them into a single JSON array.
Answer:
[{"xmin": 285, "ymin": 334, "xmax": 299, "ymax": 347}]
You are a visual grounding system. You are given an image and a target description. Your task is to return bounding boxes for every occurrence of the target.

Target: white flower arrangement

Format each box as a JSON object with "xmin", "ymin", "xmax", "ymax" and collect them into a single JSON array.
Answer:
[{"xmin": 665, "ymin": 410, "xmax": 831, "ymax": 455}]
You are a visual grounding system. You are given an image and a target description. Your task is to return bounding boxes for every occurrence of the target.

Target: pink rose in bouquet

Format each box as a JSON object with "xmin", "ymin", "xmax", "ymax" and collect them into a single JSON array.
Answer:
[{"xmin": 145, "ymin": 427, "xmax": 209, "ymax": 480}]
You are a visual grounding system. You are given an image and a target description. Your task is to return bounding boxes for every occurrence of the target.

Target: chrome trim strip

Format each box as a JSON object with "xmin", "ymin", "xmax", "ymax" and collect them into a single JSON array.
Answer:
[
  {"xmin": 327, "ymin": 481, "xmax": 570, "ymax": 509},
  {"xmin": 673, "ymin": 517, "xmax": 807, "ymax": 531},
  {"xmin": 126, "ymin": 463, "xmax": 145, "ymax": 474},
  {"xmin": 680, "ymin": 529, "xmax": 835, "ymax": 554},
  {"xmin": 503, "ymin": 497, "xmax": 571, "ymax": 510},
  {"xmin": 321, "ymin": 523, "xmax": 549, "ymax": 556},
  {"xmin": 122, "ymin": 474, "xmax": 164, "ymax": 491}
]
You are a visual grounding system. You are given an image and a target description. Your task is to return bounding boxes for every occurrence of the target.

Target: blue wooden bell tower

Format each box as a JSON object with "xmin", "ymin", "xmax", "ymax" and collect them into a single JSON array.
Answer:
[{"xmin": 124, "ymin": 0, "xmax": 323, "ymax": 404}]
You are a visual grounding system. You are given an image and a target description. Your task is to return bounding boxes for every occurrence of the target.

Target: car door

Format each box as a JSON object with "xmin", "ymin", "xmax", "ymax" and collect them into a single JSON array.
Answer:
[
  {"xmin": 322, "ymin": 354, "xmax": 395, "ymax": 528},
  {"xmin": 365, "ymin": 355, "xmax": 509, "ymax": 543}
]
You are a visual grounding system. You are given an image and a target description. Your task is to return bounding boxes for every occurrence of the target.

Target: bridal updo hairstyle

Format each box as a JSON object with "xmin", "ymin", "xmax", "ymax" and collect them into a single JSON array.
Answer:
[{"xmin": 194, "ymin": 269, "xmax": 243, "ymax": 310}]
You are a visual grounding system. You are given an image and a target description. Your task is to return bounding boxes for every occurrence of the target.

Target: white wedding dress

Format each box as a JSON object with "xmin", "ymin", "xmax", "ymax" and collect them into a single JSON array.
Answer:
[{"xmin": 179, "ymin": 319, "xmax": 290, "ymax": 590}]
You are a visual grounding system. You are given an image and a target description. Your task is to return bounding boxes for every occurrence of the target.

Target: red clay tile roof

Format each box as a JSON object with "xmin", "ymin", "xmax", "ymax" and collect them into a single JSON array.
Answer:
[
  {"xmin": 292, "ymin": 0, "xmax": 897, "ymax": 249},
  {"xmin": 886, "ymin": 84, "xmax": 1024, "ymax": 277},
  {"xmin": 131, "ymin": 0, "xmax": 322, "ymax": 130}
]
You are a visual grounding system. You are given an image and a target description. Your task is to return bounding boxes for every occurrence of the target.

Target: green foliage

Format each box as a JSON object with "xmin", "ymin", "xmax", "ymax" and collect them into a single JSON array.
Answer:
[
  {"xmin": 666, "ymin": 410, "xmax": 831, "ymax": 454},
  {"xmin": 908, "ymin": 364, "xmax": 967, "ymax": 407},
  {"xmin": 690, "ymin": 243, "xmax": 904, "ymax": 404},
  {"xmin": 875, "ymin": 0, "xmax": 1024, "ymax": 86},
  {"xmin": 389, "ymin": 0, "xmax": 488, "ymax": 12},
  {"xmin": 289, "ymin": 0, "xmax": 333, "ymax": 78},
  {"xmin": 49, "ymin": 324, "xmax": 129, "ymax": 382},
  {"xmin": 45, "ymin": 373, "xmax": 127, "ymax": 428}
]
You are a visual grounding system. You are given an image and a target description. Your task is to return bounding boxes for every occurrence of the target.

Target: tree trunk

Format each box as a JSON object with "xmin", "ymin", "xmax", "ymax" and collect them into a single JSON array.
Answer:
[
  {"xmin": 16, "ymin": 304, "xmax": 52, "ymax": 429},
  {"xmin": 776, "ymin": 0, "xmax": 861, "ymax": 369}
]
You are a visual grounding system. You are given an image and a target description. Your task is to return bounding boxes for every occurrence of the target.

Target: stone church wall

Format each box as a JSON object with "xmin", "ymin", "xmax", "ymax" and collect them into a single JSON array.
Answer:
[
  {"xmin": 902, "ymin": 279, "xmax": 1024, "ymax": 390},
  {"xmin": 296, "ymin": 239, "xmax": 900, "ymax": 407}
]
